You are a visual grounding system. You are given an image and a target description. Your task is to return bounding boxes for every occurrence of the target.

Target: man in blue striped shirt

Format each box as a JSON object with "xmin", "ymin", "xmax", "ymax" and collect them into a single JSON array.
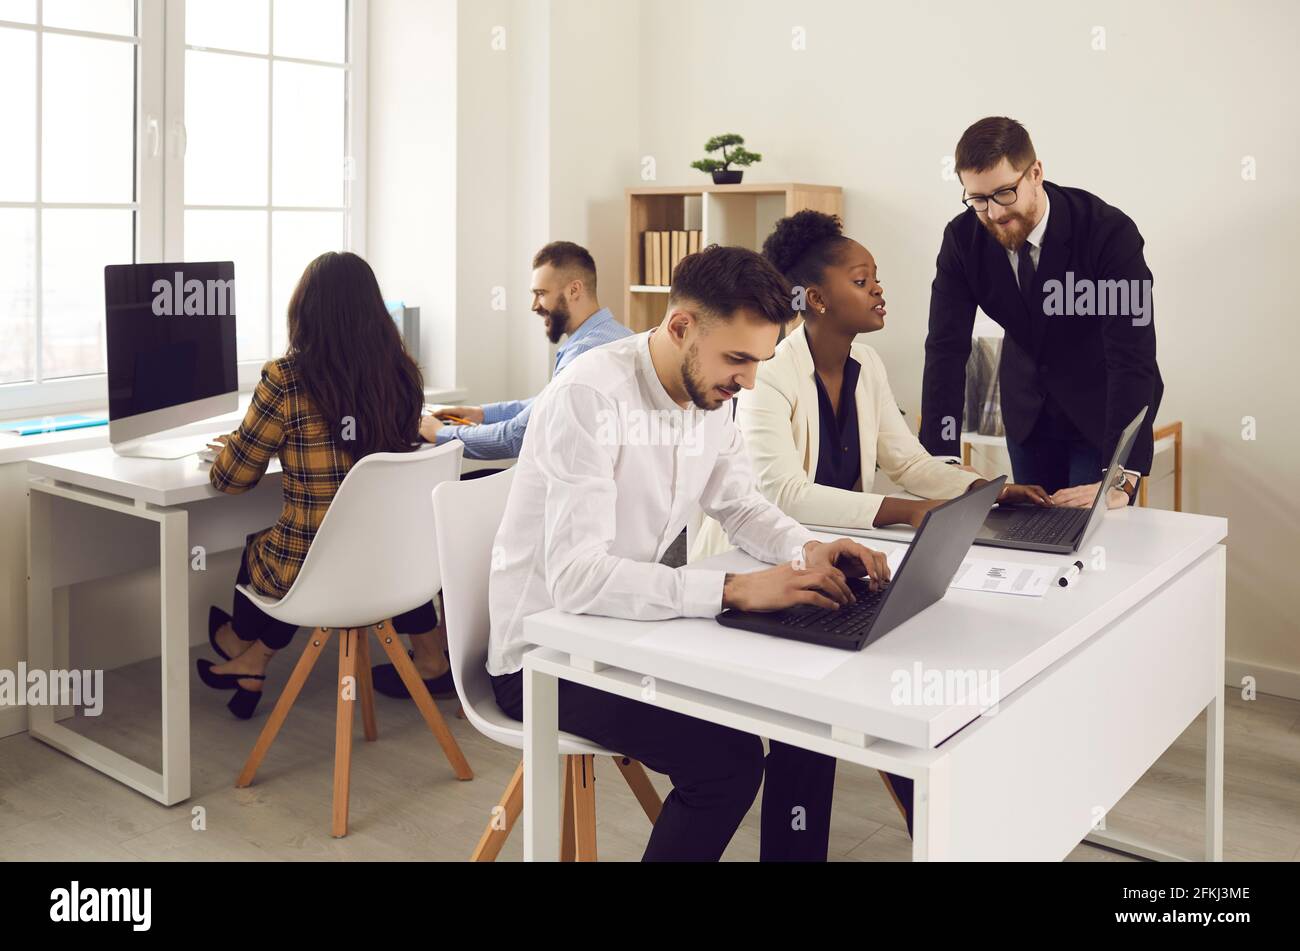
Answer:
[
  {"xmin": 376, "ymin": 242, "xmax": 632, "ymax": 703},
  {"xmin": 419, "ymin": 241, "xmax": 631, "ymax": 459}
]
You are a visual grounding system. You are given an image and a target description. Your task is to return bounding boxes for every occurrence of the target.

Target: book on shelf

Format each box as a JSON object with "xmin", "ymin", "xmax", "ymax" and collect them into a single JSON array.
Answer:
[
  {"xmin": 640, "ymin": 229, "xmax": 704, "ymax": 286},
  {"xmin": 644, "ymin": 231, "xmax": 657, "ymax": 286}
]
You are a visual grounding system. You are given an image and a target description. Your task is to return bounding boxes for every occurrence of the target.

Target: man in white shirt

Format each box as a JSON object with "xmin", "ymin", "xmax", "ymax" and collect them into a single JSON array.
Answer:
[{"xmin": 488, "ymin": 245, "xmax": 891, "ymax": 861}]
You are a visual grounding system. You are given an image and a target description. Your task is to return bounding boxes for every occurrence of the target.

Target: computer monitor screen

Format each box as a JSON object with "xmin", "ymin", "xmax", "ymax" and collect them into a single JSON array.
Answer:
[{"xmin": 105, "ymin": 261, "xmax": 239, "ymax": 425}]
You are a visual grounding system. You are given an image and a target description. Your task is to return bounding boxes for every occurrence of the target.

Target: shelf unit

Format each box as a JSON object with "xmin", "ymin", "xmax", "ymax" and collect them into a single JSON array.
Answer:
[{"xmin": 623, "ymin": 182, "xmax": 843, "ymax": 332}]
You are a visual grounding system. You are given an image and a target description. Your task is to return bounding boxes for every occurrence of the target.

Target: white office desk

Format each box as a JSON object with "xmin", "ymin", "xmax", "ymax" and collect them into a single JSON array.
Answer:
[
  {"xmin": 520, "ymin": 506, "xmax": 1228, "ymax": 861},
  {"xmin": 26, "ymin": 447, "xmax": 286, "ymax": 804}
]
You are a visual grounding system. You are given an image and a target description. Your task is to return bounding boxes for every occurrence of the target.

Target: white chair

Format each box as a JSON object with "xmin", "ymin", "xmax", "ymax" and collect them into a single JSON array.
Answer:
[
  {"xmin": 432, "ymin": 468, "xmax": 662, "ymax": 861},
  {"xmin": 234, "ymin": 440, "xmax": 473, "ymax": 838}
]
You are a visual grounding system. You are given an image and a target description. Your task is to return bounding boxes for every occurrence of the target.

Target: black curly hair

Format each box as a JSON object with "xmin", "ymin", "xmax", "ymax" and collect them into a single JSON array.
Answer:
[{"xmin": 761, "ymin": 210, "xmax": 851, "ymax": 294}]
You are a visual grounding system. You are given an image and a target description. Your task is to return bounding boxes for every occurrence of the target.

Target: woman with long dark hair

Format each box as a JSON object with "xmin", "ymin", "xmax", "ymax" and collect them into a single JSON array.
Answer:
[{"xmin": 196, "ymin": 251, "xmax": 451, "ymax": 719}]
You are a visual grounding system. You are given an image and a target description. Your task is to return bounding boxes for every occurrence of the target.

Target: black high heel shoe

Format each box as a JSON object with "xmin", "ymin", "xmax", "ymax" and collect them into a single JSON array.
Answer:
[
  {"xmin": 371, "ymin": 650, "xmax": 457, "ymax": 700},
  {"xmin": 208, "ymin": 606, "xmax": 241, "ymax": 661},
  {"xmin": 196, "ymin": 659, "xmax": 265, "ymax": 720}
]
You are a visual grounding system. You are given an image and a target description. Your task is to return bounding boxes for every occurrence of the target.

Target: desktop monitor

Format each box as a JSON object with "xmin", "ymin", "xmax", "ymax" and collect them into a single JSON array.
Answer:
[
  {"xmin": 386, "ymin": 300, "xmax": 421, "ymax": 366},
  {"xmin": 105, "ymin": 262, "xmax": 239, "ymax": 458}
]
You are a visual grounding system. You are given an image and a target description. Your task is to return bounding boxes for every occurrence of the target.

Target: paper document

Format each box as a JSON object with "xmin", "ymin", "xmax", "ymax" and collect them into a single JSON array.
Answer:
[
  {"xmin": 948, "ymin": 558, "xmax": 1055, "ymax": 597},
  {"xmin": 843, "ymin": 539, "xmax": 1050, "ymax": 597}
]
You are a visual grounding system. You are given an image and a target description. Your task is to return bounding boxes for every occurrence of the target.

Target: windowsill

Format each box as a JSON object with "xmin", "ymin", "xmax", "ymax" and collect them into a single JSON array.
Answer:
[{"xmin": 0, "ymin": 384, "xmax": 466, "ymax": 466}]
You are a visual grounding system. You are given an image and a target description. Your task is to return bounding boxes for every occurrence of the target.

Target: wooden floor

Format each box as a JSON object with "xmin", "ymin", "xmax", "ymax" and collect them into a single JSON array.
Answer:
[{"xmin": 1, "ymin": 644, "xmax": 1297, "ymax": 862}]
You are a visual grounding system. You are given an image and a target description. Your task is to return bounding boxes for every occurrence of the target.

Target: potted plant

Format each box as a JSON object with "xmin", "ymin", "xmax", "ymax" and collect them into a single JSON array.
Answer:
[{"xmin": 690, "ymin": 134, "xmax": 762, "ymax": 185}]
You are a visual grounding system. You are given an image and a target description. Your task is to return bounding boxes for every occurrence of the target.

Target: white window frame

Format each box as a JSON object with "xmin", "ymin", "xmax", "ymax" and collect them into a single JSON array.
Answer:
[{"xmin": 0, "ymin": 0, "xmax": 367, "ymax": 416}]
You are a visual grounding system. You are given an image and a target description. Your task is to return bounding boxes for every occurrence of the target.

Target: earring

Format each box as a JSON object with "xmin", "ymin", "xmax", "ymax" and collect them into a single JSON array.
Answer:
[{"xmin": 819, "ymin": 307, "xmax": 827, "ymax": 314}]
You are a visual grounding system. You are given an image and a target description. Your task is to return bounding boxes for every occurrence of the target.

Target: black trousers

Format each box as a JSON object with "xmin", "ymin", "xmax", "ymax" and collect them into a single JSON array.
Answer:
[
  {"xmin": 492, "ymin": 668, "xmax": 838, "ymax": 861},
  {"xmin": 230, "ymin": 534, "xmax": 437, "ymax": 651},
  {"xmin": 1005, "ymin": 399, "xmax": 1104, "ymax": 495}
]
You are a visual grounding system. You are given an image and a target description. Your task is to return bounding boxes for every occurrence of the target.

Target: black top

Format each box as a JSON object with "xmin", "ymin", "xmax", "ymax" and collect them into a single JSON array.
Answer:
[
  {"xmin": 919, "ymin": 180, "xmax": 1162, "ymax": 474},
  {"xmin": 812, "ymin": 355, "xmax": 862, "ymax": 492}
]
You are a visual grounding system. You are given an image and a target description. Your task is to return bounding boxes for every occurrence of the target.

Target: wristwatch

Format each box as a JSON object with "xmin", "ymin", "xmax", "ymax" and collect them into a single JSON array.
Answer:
[{"xmin": 1110, "ymin": 468, "xmax": 1140, "ymax": 502}]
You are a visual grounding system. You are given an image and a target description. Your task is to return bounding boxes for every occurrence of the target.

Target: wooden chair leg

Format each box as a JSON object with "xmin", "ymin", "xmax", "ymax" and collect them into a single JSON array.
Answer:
[
  {"xmin": 571, "ymin": 753, "xmax": 598, "ymax": 862},
  {"xmin": 560, "ymin": 755, "xmax": 577, "ymax": 862},
  {"xmin": 611, "ymin": 755, "xmax": 662, "ymax": 824},
  {"xmin": 332, "ymin": 628, "xmax": 360, "ymax": 837},
  {"xmin": 356, "ymin": 627, "xmax": 378, "ymax": 742},
  {"xmin": 373, "ymin": 619, "xmax": 473, "ymax": 780},
  {"xmin": 471, "ymin": 758, "xmax": 524, "ymax": 862},
  {"xmin": 237, "ymin": 627, "xmax": 334, "ymax": 788}
]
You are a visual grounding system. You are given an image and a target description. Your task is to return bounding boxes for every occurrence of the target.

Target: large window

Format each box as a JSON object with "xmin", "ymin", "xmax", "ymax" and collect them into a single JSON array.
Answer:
[
  {"xmin": 182, "ymin": 0, "xmax": 352, "ymax": 363},
  {"xmin": 0, "ymin": 0, "xmax": 139, "ymax": 389},
  {"xmin": 0, "ymin": 0, "xmax": 363, "ymax": 412}
]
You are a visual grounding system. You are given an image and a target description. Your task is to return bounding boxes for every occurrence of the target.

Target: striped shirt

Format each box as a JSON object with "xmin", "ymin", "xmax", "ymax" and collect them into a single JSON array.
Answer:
[
  {"xmin": 435, "ymin": 307, "xmax": 631, "ymax": 460},
  {"xmin": 210, "ymin": 356, "xmax": 410, "ymax": 599}
]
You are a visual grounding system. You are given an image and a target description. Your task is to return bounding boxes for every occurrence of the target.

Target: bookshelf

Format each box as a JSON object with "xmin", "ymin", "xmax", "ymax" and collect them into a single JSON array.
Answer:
[{"xmin": 623, "ymin": 182, "xmax": 844, "ymax": 332}]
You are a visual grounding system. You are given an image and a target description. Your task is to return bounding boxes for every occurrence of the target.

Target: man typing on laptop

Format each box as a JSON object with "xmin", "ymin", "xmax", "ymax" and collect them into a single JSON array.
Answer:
[{"xmin": 486, "ymin": 246, "xmax": 890, "ymax": 861}]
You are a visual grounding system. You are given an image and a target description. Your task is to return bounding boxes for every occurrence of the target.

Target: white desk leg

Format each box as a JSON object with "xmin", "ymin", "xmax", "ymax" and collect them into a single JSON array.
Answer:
[
  {"xmin": 912, "ymin": 758, "xmax": 950, "ymax": 861},
  {"xmin": 52, "ymin": 586, "xmax": 73, "ymax": 723},
  {"xmin": 28, "ymin": 488, "xmax": 193, "ymax": 806},
  {"xmin": 26, "ymin": 489, "xmax": 56, "ymax": 737},
  {"xmin": 522, "ymin": 661, "xmax": 560, "ymax": 861},
  {"xmin": 159, "ymin": 509, "xmax": 191, "ymax": 805},
  {"xmin": 1205, "ymin": 693, "xmax": 1224, "ymax": 861},
  {"xmin": 1205, "ymin": 544, "xmax": 1225, "ymax": 862}
]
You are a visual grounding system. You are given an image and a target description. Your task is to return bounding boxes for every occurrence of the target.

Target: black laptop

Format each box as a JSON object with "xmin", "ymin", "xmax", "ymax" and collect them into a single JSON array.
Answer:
[
  {"xmin": 974, "ymin": 406, "xmax": 1148, "ymax": 554},
  {"xmin": 715, "ymin": 476, "xmax": 1006, "ymax": 651}
]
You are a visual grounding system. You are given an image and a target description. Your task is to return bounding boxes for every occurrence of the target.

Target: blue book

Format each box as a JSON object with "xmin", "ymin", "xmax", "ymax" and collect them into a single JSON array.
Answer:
[{"xmin": 2, "ymin": 414, "xmax": 109, "ymax": 436}]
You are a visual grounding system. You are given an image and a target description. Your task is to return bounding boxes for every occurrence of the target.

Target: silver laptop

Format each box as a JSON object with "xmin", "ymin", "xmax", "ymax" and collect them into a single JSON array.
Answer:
[{"xmin": 974, "ymin": 406, "xmax": 1148, "ymax": 554}]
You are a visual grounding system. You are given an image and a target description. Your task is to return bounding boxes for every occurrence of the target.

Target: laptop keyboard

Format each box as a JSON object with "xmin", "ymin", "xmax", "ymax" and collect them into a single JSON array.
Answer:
[
  {"xmin": 999, "ymin": 505, "xmax": 1089, "ymax": 544},
  {"xmin": 770, "ymin": 577, "xmax": 889, "ymax": 640}
]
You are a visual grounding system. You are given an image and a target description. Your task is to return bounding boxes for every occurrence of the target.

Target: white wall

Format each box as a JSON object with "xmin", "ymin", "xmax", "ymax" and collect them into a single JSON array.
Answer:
[
  {"xmin": 547, "ymin": 0, "xmax": 641, "ymax": 342},
  {"xmin": 453, "ymin": 0, "xmax": 641, "ymax": 403},
  {"xmin": 627, "ymin": 0, "xmax": 1300, "ymax": 685},
  {"xmin": 366, "ymin": 0, "xmax": 458, "ymax": 388},
  {"xmin": 370, "ymin": 0, "xmax": 1298, "ymax": 685}
]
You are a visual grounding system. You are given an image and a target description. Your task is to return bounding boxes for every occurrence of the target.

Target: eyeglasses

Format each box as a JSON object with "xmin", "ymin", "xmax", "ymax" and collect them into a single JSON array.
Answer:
[{"xmin": 962, "ymin": 166, "xmax": 1031, "ymax": 212}]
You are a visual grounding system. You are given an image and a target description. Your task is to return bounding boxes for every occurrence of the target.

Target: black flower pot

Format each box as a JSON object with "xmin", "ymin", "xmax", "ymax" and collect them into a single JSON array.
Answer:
[{"xmin": 711, "ymin": 170, "xmax": 744, "ymax": 185}]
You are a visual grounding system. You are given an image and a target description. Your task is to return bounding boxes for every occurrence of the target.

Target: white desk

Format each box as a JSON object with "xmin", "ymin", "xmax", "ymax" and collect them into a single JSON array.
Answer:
[
  {"xmin": 521, "ymin": 506, "xmax": 1227, "ymax": 861},
  {"xmin": 26, "ymin": 447, "xmax": 286, "ymax": 804}
]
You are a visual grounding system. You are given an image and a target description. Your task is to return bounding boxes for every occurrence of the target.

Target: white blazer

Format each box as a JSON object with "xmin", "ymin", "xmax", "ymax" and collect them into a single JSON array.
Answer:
[{"xmin": 690, "ymin": 323, "xmax": 979, "ymax": 561}]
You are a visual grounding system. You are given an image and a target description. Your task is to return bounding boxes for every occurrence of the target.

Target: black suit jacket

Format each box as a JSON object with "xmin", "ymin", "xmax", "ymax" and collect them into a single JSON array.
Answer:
[{"xmin": 920, "ymin": 181, "xmax": 1163, "ymax": 474}]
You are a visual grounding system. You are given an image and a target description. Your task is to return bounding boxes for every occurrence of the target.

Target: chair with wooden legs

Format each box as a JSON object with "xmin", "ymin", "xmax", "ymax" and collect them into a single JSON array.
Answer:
[
  {"xmin": 233, "ymin": 441, "xmax": 473, "ymax": 838},
  {"xmin": 432, "ymin": 470, "xmax": 663, "ymax": 861}
]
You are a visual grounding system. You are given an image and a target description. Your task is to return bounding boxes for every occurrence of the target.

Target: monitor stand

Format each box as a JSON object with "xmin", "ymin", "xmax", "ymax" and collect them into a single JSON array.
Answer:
[{"xmin": 113, "ymin": 433, "xmax": 218, "ymax": 460}]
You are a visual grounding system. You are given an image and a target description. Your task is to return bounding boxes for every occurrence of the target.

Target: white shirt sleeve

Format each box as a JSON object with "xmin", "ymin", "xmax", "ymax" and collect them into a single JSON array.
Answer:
[
  {"xmin": 536, "ymin": 383, "xmax": 726, "ymax": 620},
  {"xmin": 698, "ymin": 409, "xmax": 817, "ymax": 566}
]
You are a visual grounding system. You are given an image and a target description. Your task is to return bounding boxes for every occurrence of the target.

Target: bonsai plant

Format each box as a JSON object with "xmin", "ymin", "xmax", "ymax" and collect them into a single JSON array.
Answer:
[{"xmin": 690, "ymin": 134, "xmax": 762, "ymax": 185}]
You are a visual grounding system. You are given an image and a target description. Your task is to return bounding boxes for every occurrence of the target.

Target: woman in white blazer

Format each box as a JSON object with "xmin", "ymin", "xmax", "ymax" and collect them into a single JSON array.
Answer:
[
  {"xmin": 692, "ymin": 210, "xmax": 1049, "ymax": 839},
  {"xmin": 693, "ymin": 210, "xmax": 1048, "ymax": 555}
]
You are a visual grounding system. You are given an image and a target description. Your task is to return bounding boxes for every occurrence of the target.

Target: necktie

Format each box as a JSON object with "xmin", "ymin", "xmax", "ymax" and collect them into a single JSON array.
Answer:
[{"xmin": 1017, "ymin": 242, "xmax": 1037, "ymax": 313}]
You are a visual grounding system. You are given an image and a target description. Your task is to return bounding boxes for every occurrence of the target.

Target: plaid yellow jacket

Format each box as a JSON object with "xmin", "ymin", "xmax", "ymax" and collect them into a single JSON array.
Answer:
[{"xmin": 210, "ymin": 357, "xmax": 355, "ymax": 599}]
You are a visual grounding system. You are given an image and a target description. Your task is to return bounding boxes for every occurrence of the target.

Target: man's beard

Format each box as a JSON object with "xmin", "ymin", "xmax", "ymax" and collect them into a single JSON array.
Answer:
[
  {"xmin": 542, "ymin": 297, "xmax": 571, "ymax": 344},
  {"xmin": 982, "ymin": 189, "xmax": 1041, "ymax": 251},
  {"xmin": 680, "ymin": 343, "xmax": 734, "ymax": 411},
  {"xmin": 982, "ymin": 211, "xmax": 1034, "ymax": 251}
]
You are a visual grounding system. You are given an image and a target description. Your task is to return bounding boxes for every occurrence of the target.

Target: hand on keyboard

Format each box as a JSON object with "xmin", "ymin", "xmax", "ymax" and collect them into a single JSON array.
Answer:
[{"xmin": 722, "ymin": 562, "xmax": 855, "ymax": 613}]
